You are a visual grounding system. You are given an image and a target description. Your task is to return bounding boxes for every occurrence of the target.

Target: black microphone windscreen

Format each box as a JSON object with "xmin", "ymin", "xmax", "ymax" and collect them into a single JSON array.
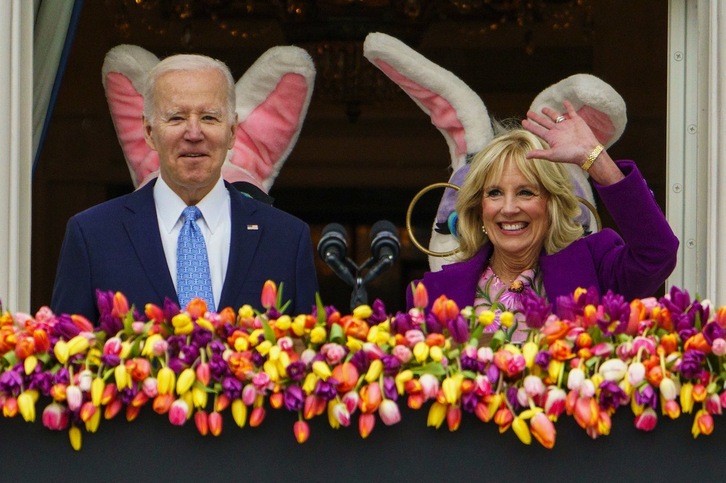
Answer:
[
  {"xmin": 317, "ymin": 223, "xmax": 348, "ymax": 260},
  {"xmin": 370, "ymin": 220, "xmax": 400, "ymax": 260}
]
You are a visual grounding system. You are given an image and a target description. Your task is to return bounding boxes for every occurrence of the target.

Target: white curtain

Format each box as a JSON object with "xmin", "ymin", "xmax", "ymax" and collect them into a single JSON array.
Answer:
[{"xmin": 0, "ymin": 2, "xmax": 33, "ymax": 312}]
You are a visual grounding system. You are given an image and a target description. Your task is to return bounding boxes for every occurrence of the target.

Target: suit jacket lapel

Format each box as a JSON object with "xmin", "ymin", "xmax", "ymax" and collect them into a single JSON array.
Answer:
[
  {"xmin": 219, "ymin": 184, "xmax": 262, "ymax": 308},
  {"xmin": 122, "ymin": 181, "xmax": 178, "ymax": 305}
]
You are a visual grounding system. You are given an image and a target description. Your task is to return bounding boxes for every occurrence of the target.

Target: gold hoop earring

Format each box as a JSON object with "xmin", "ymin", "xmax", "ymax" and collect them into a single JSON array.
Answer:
[{"xmin": 405, "ymin": 182, "xmax": 461, "ymax": 258}]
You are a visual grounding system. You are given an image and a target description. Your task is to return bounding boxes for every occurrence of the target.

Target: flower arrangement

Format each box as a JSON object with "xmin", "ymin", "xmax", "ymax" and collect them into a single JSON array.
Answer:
[{"xmin": 0, "ymin": 281, "xmax": 724, "ymax": 450}]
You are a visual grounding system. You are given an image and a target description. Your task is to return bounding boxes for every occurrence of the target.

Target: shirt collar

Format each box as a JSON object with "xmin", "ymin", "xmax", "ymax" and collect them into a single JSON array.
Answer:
[{"xmin": 154, "ymin": 176, "xmax": 229, "ymax": 234}]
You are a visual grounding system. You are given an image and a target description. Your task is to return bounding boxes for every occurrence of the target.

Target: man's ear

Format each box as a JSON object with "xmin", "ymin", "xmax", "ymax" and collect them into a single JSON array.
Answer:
[
  {"xmin": 142, "ymin": 115, "xmax": 156, "ymax": 150},
  {"xmin": 227, "ymin": 114, "xmax": 237, "ymax": 150}
]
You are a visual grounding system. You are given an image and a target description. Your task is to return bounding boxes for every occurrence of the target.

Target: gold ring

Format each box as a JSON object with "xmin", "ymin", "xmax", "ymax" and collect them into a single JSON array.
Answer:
[
  {"xmin": 555, "ymin": 115, "xmax": 566, "ymax": 123},
  {"xmin": 406, "ymin": 182, "xmax": 461, "ymax": 258}
]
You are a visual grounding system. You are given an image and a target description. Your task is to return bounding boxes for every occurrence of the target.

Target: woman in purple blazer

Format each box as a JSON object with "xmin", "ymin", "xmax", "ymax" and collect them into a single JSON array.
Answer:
[{"xmin": 408, "ymin": 101, "xmax": 678, "ymax": 340}]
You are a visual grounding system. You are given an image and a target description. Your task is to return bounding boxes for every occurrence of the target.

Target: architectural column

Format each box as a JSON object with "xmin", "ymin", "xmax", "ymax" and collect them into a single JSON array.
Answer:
[{"xmin": 0, "ymin": 2, "xmax": 32, "ymax": 312}]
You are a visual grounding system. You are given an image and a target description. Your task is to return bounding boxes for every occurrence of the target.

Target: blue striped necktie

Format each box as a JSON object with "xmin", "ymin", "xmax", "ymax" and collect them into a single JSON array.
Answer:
[{"xmin": 176, "ymin": 206, "xmax": 215, "ymax": 312}]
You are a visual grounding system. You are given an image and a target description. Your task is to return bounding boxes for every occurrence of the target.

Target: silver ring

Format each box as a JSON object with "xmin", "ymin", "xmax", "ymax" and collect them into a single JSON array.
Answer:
[{"xmin": 555, "ymin": 115, "xmax": 566, "ymax": 123}]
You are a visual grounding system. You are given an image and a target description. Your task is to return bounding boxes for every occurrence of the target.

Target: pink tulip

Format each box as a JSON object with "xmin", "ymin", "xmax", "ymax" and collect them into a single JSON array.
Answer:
[
  {"xmin": 168, "ymin": 399, "xmax": 189, "ymax": 426},
  {"xmin": 447, "ymin": 405, "xmax": 462, "ymax": 431},
  {"xmin": 209, "ymin": 411, "xmax": 223, "ymax": 436},
  {"xmin": 332, "ymin": 402, "xmax": 351, "ymax": 426},
  {"xmin": 194, "ymin": 410, "xmax": 209, "ymax": 436},
  {"xmin": 692, "ymin": 409, "xmax": 714, "ymax": 437},
  {"xmin": 413, "ymin": 282, "xmax": 429, "ymax": 309},
  {"xmin": 544, "ymin": 387, "xmax": 567, "ymax": 419},
  {"xmin": 261, "ymin": 280, "xmax": 277, "ymax": 310},
  {"xmin": 634, "ymin": 407, "xmax": 658, "ymax": 431},
  {"xmin": 66, "ymin": 385, "xmax": 83, "ymax": 411},
  {"xmin": 378, "ymin": 399, "xmax": 401, "ymax": 426},
  {"xmin": 250, "ymin": 407, "xmax": 266, "ymax": 427},
  {"xmin": 42, "ymin": 402, "xmax": 69, "ymax": 431},
  {"xmin": 342, "ymin": 391, "xmax": 360, "ymax": 414}
]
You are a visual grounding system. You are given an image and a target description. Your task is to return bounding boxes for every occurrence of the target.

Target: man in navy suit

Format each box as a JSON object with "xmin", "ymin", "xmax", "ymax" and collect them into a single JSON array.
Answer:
[{"xmin": 51, "ymin": 54, "xmax": 318, "ymax": 321}]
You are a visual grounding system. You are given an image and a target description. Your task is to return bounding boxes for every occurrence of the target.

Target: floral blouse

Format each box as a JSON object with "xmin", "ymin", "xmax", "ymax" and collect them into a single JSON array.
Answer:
[{"xmin": 473, "ymin": 266, "xmax": 546, "ymax": 343}]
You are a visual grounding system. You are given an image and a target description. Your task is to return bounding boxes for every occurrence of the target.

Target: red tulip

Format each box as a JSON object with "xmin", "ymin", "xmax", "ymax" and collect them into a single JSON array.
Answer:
[
  {"xmin": 358, "ymin": 413, "xmax": 376, "ymax": 438},
  {"xmin": 261, "ymin": 280, "xmax": 277, "ymax": 310},
  {"xmin": 194, "ymin": 410, "xmax": 209, "ymax": 436},
  {"xmin": 294, "ymin": 420, "xmax": 310, "ymax": 443},
  {"xmin": 209, "ymin": 411, "xmax": 223, "ymax": 436}
]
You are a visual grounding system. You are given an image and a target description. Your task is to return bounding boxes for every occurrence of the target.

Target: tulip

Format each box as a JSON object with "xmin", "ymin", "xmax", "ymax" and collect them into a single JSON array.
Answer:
[
  {"xmin": 69, "ymin": 425, "xmax": 82, "ymax": 451},
  {"xmin": 330, "ymin": 401, "xmax": 351, "ymax": 427},
  {"xmin": 114, "ymin": 364, "xmax": 130, "ymax": 391},
  {"xmin": 627, "ymin": 362, "xmax": 646, "ymax": 386},
  {"xmin": 2, "ymin": 397, "xmax": 18, "ymax": 417},
  {"xmin": 427, "ymin": 401, "xmax": 447, "ymax": 428},
  {"xmin": 194, "ymin": 410, "xmax": 209, "ymax": 436},
  {"xmin": 91, "ymin": 377, "xmax": 105, "ymax": 407},
  {"xmin": 261, "ymin": 280, "xmax": 277, "ymax": 309},
  {"xmin": 312, "ymin": 360, "xmax": 332, "ymax": 381},
  {"xmin": 67, "ymin": 334, "xmax": 90, "ymax": 357},
  {"xmin": 566, "ymin": 368, "xmax": 585, "ymax": 392},
  {"xmin": 192, "ymin": 385, "xmax": 208, "ymax": 409},
  {"xmin": 80, "ymin": 401, "xmax": 97, "ymax": 422},
  {"xmin": 209, "ymin": 411, "xmax": 223, "ymax": 436},
  {"xmin": 447, "ymin": 405, "xmax": 462, "ymax": 432},
  {"xmin": 168, "ymin": 399, "xmax": 189, "ymax": 426},
  {"xmin": 42, "ymin": 402, "xmax": 69, "ymax": 431},
  {"xmin": 85, "ymin": 408, "xmax": 102, "ymax": 433},
  {"xmin": 634, "ymin": 407, "xmax": 657, "ymax": 431},
  {"xmin": 681, "ymin": 382, "xmax": 695, "ymax": 414},
  {"xmin": 659, "ymin": 377, "xmax": 677, "ymax": 401},
  {"xmin": 294, "ymin": 420, "xmax": 310, "ymax": 443},
  {"xmin": 379, "ymin": 399, "xmax": 402, "ymax": 426},
  {"xmin": 531, "ymin": 412, "xmax": 556, "ymax": 448},
  {"xmin": 342, "ymin": 391, "xmax": 360, "ymax": 414},
  {"xmin": 512, "ymin": 416, "xmax": 531, "ymax": 445},
  {"xmin": 658, "ymin": 397, "xmax": 680, "ymax": 418},
  {"xmin": 442, "ymin": 374, "xmax": 463, "ymax": 405},
  {"xmin": 358, "ymin": 412, "xmax": 376, "ymax": 438},
  {"xmin": 365, "ymin": 359, "xmax": 384, "ymax": 383},
  {"xmin": 231, "ymin": 399, "xmax": 247, "ymax": 428},
  {"xmin": 494, "ymin": 407, "xmax": 513, "ymax": 432},
  {"xmin": 176, "ymin": 368, "xmax": 196, "ymax": 395},
  {"xmin": 54, "ymin": 340, "xmax": 69, "ymax": 364},
  {"xmin": 598, "ymin": 358, "xmax": 627, "ymax": 381},
  {"xmin": 413, "ymin": 282, "xmax": 429, "ymax": 309},
  {"xmin": 23, "ymin": 355, "xmax": 38, "ymax": 375},
  {"xmin": 692, "ymin": 409, "xmax": 714, "ymax": 438},
  {"xmin": 152, "ymin": 393, "xmax": 174, "ymax": 414},
  {"xmin": 474, "ymin": 402, "xmax": 492, "ymax": 423},
  {"xmin": 249, "ymin": 407, "xmax": 266, "ymax": 427},
  {"xmin": 270, "ymin": 391, "xmax": 284, "ymax": 409},
  {"xmin": 394, "ymin": 370, "xmax": 413, "ymax": 395},
  {"xmin": 706, "ymin": 394, "xmax": 723, "ymax": 415},
  {"xmin": 66, "ymin": 385, "xmax": 83, "ymax": 411},
  {"xmin": 573, "ymin": 397, "xmax": 599, "ymax": 429},
  {"xmin": 544, "ymin": 387, "xmax": 567, "ymax": 419},
  {"xmin": 359, "ymin": 382, "xmax": 382, "ymax": 413},
  {"xmin": 104, "ymin": 399, "xmax": 123, "ymax": 420}
]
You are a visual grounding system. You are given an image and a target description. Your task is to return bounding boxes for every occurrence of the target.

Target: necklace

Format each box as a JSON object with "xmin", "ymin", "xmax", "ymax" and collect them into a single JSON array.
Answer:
[{"xmin": 490, "ymin": 269, "xmax": 526, "ymax": 293}]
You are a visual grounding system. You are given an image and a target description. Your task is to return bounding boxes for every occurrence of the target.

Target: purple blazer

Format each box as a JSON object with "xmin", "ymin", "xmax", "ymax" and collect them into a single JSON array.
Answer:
[{"xmin": 407, "ymin": 160, "xmax": 679, "ymax": 311}]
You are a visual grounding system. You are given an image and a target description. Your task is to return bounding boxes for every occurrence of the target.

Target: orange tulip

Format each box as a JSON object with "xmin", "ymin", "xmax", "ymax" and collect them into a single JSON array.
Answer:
[
  {"xmin": 531, "ymin": 412, "xmax": 556, "ymax": 448},
  {"xmin": 261, "ymin": 280, "xmax": 277, "ymax": 310},
  {"xmin": 294, "ymin": 420, "xmax": 310, "ymax": 443},
  {"xmin": 331, "ymin": 362, "xmax": 359, "ymax": 394}
]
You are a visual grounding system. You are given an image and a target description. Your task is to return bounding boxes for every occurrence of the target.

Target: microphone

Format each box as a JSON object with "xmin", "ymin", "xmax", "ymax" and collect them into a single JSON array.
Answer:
[
  {"xmin": 363, "ymin": 220, "xmax": 401, "ymax": 284},
  {"xmin": 317, "ymin": 223, "xmax": 356, "ymax": 286}
]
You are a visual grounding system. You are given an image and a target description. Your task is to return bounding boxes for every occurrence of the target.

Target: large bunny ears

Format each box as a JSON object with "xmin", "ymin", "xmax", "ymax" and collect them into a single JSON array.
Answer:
[
  {"xmin": 102, "ymin": 44, "xmax": 316, "ymax": 193},
  {"xmin": 530, "ymin": 73, "xmax": 627, "ymax": 149},
  {"xmin": 363, "ymin": 32, "xmax": 493, "ymax": 173}
]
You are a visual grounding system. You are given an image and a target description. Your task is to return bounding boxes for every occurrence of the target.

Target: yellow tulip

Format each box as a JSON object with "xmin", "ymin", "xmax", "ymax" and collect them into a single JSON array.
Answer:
[
  {"xmin": 263, "ymin": 360, "xmax": 280, "ymax": 382},
  {"xmin": 310, "ymin": 326, "xmax": 327, "ymax": 344},
  {"xmin": 196, "ymin": 317, "xmax": 214, "ymax": 332},
  {"xmin": 54, "ymin": 340, "xmax": 69, "ymax": 364},
  {"xmin": 114, "ymin": 364, "xmax": 129, "ymax": 391},
  {"xmin": 522, "ymin": 342, "xmax": 538, "ymax": 369},
  {"xmin": 157, "ymin": 367, "xmax": 176, "ymax": 395},
  {"xmin": 91, "ymin": 377, "xmax": 105, "ymax": 407},
  {"xmin": 231, "ymin": 399, "xmax": 247, "ymax": 428},
  {"xmin": 176, "ymin": 368, "xmax": 196, "ymax": 395},
  {"xmin": 255, "ymin": 340, "xmax": 272, "ymax": 356},
  {"xmin": 67, "ymin": 335, "xmax": 90, "ymax": 356},
  {"xmin": 427, "ymin": 401, "xmax": 447, "ymax": 428},
  {"xmin": 429, "ymin": 346, "xmax": 443, "ymax": 362},
  {"xmin": 275, "ymin": 315, "xmax": 292, "ymax": 331},
  {"xmin": 69, "ymin": 425, "xmax": 82, "ymax": 451},
  {"xmin": 681, "ymin": 382, "xmax": 694, "ymax": 414},
  {"xmin": 353, "ymin": 305, "xmax": 373, "ymax": 319},
  {"xmin": 192, "ymin": 385, "xmax": 208, "ymax": 408},
  {"xmin": 365, "ymin": 359, "xmax": 383, "ymax": 383},
  {"xmin": 395, "ymin": 370, "xmax": 414, "ymax": 395},
  {"xmin": 512, "ymin": 417, "xmax": 532, "ymax": 445},
  {"xmin": 413, "ymin": 342, "xmax": 429, "ymax": 363},
  {"xmin": 141, "ymin": 334, "xmax": 162, "ymax": 357},
  {"xmin": 17, "ymin": 391, "xmax": 36, "ymax": 422},
  {"xmin": 85, "ymin": 409, "xmax": 101, "ymax": 433},
  {"xmin": 312, "ymin": 360, "xmax": 332, "ymax": 380},
  {"xmin": 291, "ymin": 315, "xmax": 307, "ymax": 337},
  {"xmin": 302, "ymin": 373, "xmax": 319, "ymax": 394},
  {"xmin": 24, "ymin": 355, "xmax": 38, "ymax": 375}
]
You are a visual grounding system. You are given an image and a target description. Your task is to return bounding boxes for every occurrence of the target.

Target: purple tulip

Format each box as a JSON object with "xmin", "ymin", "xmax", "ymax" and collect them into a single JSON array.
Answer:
[
  {"xmin": 222, "ymin": 377, "xmax": 243, "ymax": 400},
  {"xmin": 284, "ymin": 385, "xmax": 305, "ymax": 411},
  {"xmin": 520, "ymin": 288, "xmax": 552, "ymax": 329},
  {"xmin": 703, "ymin": 321, "xmax": 725, "ymax": 344},
  {"xmin": 448, "ymin": 314, "xmax": 470, "ymax": 344},
  {"xmin": 286, "ymin": 361, "xmax": 307, "ymax": 382},
  {"xmin": 680, "ymin": 349, "xmax": 706, "ymax": 379},
  {"xmin": 598, "ymin": 380, "xmax": 628, "ymax": 411}
]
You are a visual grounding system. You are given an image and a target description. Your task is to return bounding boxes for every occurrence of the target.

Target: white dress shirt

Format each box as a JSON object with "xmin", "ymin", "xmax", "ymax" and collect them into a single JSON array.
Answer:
[{"xmin": 154, "ymin": 176, "xmax": 231, "ymax": 308}]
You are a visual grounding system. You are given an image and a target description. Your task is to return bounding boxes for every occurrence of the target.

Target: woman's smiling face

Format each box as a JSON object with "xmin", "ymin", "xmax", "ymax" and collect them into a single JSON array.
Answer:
[{"xmin": 481, "ymin": 158, "xmax": 550, "ymax": 261}]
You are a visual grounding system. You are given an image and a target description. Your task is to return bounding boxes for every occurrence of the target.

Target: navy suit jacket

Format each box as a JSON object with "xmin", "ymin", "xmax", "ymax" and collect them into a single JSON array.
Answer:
[{"xmin": 51, "ymin": 180, "xmax": 318, "ymax": 321}]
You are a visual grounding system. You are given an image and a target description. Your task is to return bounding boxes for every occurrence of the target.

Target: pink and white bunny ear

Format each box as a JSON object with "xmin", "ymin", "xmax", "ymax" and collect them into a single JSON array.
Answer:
[
  {"xmin": 529, "ymin": 73, "xmax": 627, "ymax": 149},
  {"xmin": 530, "ymin": 74, "xmax": 627, "ymax": 234},
  {"xmin": 364, "ymin": 32, "xmax": 495, "ymax": 271},
  {"xmin": 102, "ymin": 44, "xmax": 160, "ymax": 188},
  {"xmin": 363, "ymin": 32, "xmax": 493, "ymax": 173},
  {"xmin": 226, "ymin": 46, "xmax": 315, "ymax": 192}
]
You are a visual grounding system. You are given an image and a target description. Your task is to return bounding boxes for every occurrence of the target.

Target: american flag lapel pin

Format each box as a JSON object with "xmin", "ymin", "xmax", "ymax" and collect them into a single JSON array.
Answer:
[{"xmin": 247, "ymin": 224, "xmax": 259, "ymax": 230}]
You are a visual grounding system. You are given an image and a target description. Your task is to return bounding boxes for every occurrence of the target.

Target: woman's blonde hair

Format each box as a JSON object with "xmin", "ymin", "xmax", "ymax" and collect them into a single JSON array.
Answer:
[{"xmin": 455, "ymin": 128, "xmax": 583, "ymax": 260}]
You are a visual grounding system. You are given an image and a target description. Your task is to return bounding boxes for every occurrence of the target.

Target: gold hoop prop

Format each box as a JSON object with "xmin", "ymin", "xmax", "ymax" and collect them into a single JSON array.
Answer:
[
  {"xmin": 577, "ymin": 196, "xmax": 602, "ymax": 233},
  {"xmin": 406, "ymin": 182, "xmax": 461, "ymax": 258}
]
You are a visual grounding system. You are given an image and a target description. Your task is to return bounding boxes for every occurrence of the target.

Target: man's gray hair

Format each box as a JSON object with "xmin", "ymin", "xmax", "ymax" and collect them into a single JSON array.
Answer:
[{"xmin": 143, "ymin": 54, "xmax": 236, "ymax": 125}]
